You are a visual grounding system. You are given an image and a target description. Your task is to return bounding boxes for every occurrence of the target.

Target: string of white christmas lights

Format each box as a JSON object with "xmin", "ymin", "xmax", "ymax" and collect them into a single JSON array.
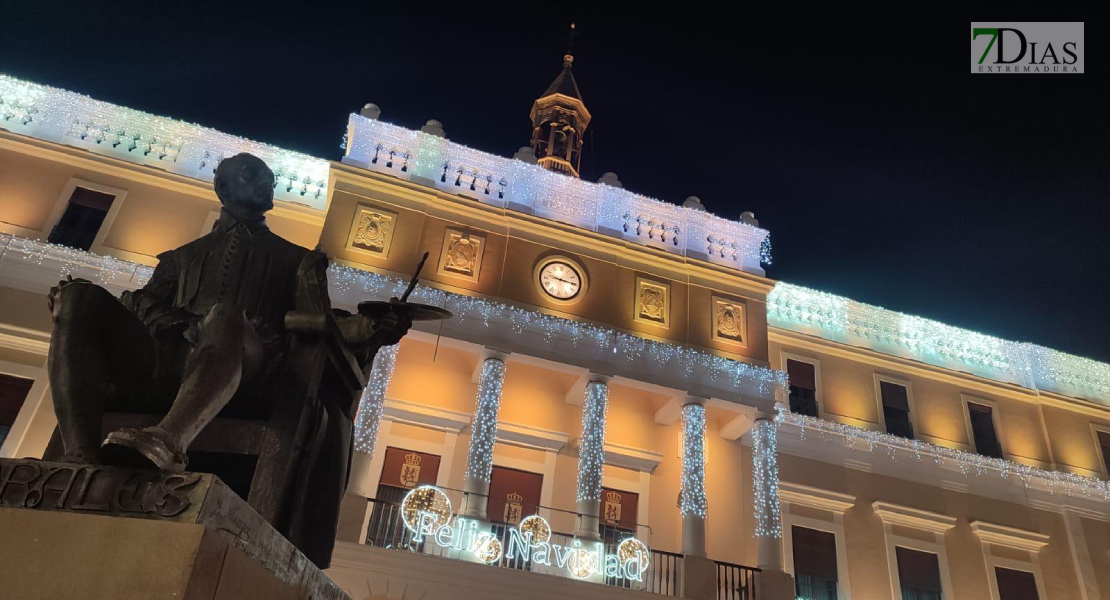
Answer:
[
  {"xmin": 768, "ymin": 282, "xmax": 1110, "ymax": 404},
  {"xmin": 576, "ymin": 380, "xmax": 609, "ymax": 503},
  {"xmin": 464, "ymin": 357, "xmax": 507, "ymax": 483},
  {"xmin": 352, "ymin": 344, "xmax": 399, "ymax": 454},
  {"xmin": 679, "ymin": 403, "xmax": 708, "ymax": 518},
  {"xmin": 0, "ymin": 74, "xmax": 329, "ymax": 209},
  {"xmin": 777, "ymin": 410, "xmax": 1110, "ymax": 502},
  {"xmin": 344, "ymin": 114, "xmax": 772, "ymax": 269},
  {"xmin": 751, "ymin": 419, "xmax": 782, "ymax": 538},
  {"xmin": 0, "ymin": 234, "xmax": 789, "ymax": 398}
]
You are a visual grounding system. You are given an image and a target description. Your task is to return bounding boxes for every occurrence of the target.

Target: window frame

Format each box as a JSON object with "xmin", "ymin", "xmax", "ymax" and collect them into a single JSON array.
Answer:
[
  {"xmin": 987, "ymin": 561, "xmax": 1046, "ymax": 600},
  {"xmin": 780, "ymin": 351, "xmax": 825, "ymax": 420},
  {"xmin": 781, "ymin": 511, "xmax": 852, "ymax": 599},
  {"xmin": 962, "ymin": 395, "xmax": 1007, "ymax": 460},
  {"xmin": 41, "ymin": 178, "xmax": 129, "ymax": 255},
  {"xmin": 873, "ymin": 373, "xmax": 917, "ymax": 438},
  {"xmin": 886, "ymin": 535, "xmax": 954, "ymax": 600},
  {"xmin": 1089, "ymin": 422, "xmax": 1110, "ymax": 479}
]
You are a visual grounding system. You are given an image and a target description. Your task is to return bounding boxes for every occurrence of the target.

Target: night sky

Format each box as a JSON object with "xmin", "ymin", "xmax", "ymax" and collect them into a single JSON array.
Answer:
[{"xmin": 3, "ymin": 4, "xmax": 1107, "ymax": 361}]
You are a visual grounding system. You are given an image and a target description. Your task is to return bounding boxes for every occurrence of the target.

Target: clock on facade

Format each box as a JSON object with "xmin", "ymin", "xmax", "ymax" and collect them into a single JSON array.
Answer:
[{"xmin": 535, "ymin": 256, "xmax": 587, "ymax": 303}]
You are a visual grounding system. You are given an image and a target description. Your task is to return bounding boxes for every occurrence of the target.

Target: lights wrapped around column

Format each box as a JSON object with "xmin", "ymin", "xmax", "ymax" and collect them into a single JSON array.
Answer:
[
  {"xmin": 576, "ymin": 380, "xmax": 610, "ymax": 503},
  {"xmin": 752, "ymin": 418, "xmax": 782, "ymax": 538},
  {"xmin": 464, "ymin": 356, "xmax": 507, "ymax": 483},
  {"xmin": 353, "ymin": 344, "xmax": 399, "ymax": 454},
  {"xmin": 680, "ymin": 403, "xmax": 708, "ymax": 518}
]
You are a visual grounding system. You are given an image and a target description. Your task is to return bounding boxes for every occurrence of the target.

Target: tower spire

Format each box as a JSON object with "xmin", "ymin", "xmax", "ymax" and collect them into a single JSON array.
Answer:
[{"xmin": 528, "ymin": 25, "xmax": 591, "ymax": 178}]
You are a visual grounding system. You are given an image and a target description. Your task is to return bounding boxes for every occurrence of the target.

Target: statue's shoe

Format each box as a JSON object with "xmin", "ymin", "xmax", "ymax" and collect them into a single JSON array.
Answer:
[{"xmin": 101, "ymin": 426, "xmax": 188, "ymax": 473}]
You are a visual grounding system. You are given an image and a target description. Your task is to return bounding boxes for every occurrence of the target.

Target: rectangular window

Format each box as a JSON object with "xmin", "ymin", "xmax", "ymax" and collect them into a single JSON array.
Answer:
[
  {"xmin": 995, "ymin": 567, "xmax": 1039, "ymax": 600},
  {"xmin": 0, "ymin": 373, "xmax": 35, "ymax": 448},
  {"xmin": 365, "ymin": 447, "xmax": 442, "ymax": 548},
  {"xmin": 880, "ymin": 381, "xmax": 914, "ymax": 439},
  {"xmin": 488, "ymin": 465, "xmax": 543, "ymax": 526},
  {"xmin": 47, "ymin": 186, "xmax": 117, "ymax": 251},
  {"xmin": 967, "ymin": 402, "xmax": 1003, "ymax": 458},
  {"xmin": 1098, "ymin": 430, "xmax": 1110, "ymax": 476},
  {"xmin": 792, "ymin": 526, "xmax": 839, "ymax": 600},
  {"xmin": 787, "ymin": 359, "xmax": 819, "ymax": 417},
  {"xmin": 896, "ymin": 546, "xmax": 943, "ymax": 600}
]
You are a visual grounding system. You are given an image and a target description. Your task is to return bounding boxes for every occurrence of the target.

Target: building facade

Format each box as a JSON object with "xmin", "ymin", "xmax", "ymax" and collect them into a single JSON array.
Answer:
[{"xmin": 1, "ymin": 62, "xmax": 1109, "ymax": 600}]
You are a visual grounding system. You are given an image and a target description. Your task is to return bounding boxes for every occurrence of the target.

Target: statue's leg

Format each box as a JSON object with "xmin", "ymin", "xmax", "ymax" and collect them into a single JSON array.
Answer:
[
  {"xmin": 48, "ymin": 282, "xmax": 156, "ymax": 464},
  {"xmin": 101, "ymin": 302, "xmax": 261, "ymax": 472},
  {"xmin": 159, "ymin": 302, "xmax": 262, "ymax": 448}
]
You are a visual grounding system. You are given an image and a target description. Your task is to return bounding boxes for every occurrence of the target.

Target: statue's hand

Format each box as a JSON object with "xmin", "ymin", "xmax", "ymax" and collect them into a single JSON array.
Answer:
[
  {"xmin": 47, "ymin": 276, "xmax": 93, "ymax": 314},
  {"xmin": 371, "ymin": 310, "xmax": 414, "ymax": 347}
]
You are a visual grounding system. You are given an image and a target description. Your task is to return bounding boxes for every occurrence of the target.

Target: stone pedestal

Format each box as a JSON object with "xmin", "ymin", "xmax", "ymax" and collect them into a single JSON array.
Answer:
[
  {"xmin": 756, "ymin": 568, "xmax": 796, "ymax": 600},
  {"xmin": 0, "ymin": 458, "xmax": 350, "ymax": 600},
  {"xmin": 681, "ymin": 555, "xmax": 719, "ymax": 600}
]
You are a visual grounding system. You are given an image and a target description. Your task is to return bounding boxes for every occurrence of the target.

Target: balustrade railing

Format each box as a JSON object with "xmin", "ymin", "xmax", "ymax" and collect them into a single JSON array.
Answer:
[
  {"xmin": 361, "ymin": 491, "xmax": 683, "ymax": 597},
  {"xmin": 716, "ymin": 560, "xmax": 760, "ymax": 600},
  {"xmin": 343, "ymin": 113, "xmax": 772, "ymax": 274}
]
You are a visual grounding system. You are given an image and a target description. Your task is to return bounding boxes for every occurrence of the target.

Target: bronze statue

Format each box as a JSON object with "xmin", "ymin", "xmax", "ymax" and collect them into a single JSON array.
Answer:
[{"xmin": 44, "ymin": 152, "xmax": 448, "ymax": 566}]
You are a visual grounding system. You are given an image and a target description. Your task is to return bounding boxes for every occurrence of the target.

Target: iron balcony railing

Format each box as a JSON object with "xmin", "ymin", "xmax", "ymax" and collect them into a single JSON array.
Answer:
[
  {"xmin": 362, "ymin": 492, "xmax": 685, "ymax": 597},
  {"xmin": 716, "ymin": 559, "xmax": 760, "ymax": 600}
]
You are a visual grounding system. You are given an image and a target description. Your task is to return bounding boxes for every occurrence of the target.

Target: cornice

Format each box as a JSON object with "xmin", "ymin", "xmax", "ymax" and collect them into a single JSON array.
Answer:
[
  {"xmin": 571, "ymin": 439, "xmax": 663, "ymax": 473},
  {"xmin": 495, "ymin": 421, "xmax": 569, "ymax": 452},
  {"xmin": 778, "ymin": 481, "xmax": 856, "ymax": 514},
  {"xmin": 872, "ymin": 501, "xmax": 958, "ymax": 534},
  {"xmin": 969, "ymin": 521, "xmax": 1049, "ymax": 552},
  {"xmin": 383, "ymin": 397, "xmax": 470, "ymax": 433}
]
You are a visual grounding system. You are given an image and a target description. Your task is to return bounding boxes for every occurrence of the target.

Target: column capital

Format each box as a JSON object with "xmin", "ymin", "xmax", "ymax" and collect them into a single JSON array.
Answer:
[
  {"xmin": 587, "ymin": 371, "xmax": 612, "ymax": 384},
  {"xmin": 683, "ymin": 394, "xmax": 708, "ymax": 407},
  {"xmin": 481, "ymin": 346, "xmax": 511, "ymax": 362}
]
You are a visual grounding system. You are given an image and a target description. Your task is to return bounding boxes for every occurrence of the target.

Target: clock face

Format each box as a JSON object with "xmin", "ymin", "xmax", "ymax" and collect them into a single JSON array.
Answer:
[{"xmin": 539, "ymin": 261, "xmax": 582, "ymax": 300}]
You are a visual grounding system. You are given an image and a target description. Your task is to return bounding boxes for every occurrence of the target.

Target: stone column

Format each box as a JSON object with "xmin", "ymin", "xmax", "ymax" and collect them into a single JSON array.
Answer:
[
  {"xmin": 680, "ymin": 397, "xmax": 719, "ymax": 600},
  {"xmin": 574, "ymin": 375, "xmax": 610, "ymax": 540},
  {"xmin": 680, "ymin": 397, "xmax": 708, "ymax": 557},
  {"xmin": 460, "ymin": 349, "xmax": 508, "ymax": 519},
  {"xmin": 751, "ymin": 415, "xmax": 796, "ymax": 600},
  {"xmin": 347, "ymin": 344, "xmax": 400, "ymax": 497},
  {"xmin": 751, "ymin": 417, "xmax": 783, "ymax": 570}
]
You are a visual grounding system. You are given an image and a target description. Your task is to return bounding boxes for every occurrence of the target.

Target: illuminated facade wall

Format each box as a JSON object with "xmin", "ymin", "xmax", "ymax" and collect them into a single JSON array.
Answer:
[{"xmin": 1, "ymin": 74, "xmax": 1110, "ymax": 600}]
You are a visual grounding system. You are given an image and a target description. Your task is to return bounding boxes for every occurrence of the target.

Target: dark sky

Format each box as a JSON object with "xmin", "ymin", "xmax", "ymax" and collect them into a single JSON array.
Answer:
[{"xmin": 3, "ymin": 4, "xmax": 1107, "ymax": 361}]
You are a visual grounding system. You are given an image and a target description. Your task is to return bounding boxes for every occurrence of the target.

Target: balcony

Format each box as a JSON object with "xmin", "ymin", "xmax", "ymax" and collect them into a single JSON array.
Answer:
[{"xmin": 324, "ymin": 489, "xmax": 759, "ymax": 600}]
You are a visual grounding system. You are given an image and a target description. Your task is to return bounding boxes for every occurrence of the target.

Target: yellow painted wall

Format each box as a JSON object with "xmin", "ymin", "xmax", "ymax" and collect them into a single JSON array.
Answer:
[
  {"xmin": 0, "ymin": 143, "xmax": 322, "ymax": 262},
  {"xmin": 1043, "ymin": 404, "xmax": 1110, "ymax": 477}
]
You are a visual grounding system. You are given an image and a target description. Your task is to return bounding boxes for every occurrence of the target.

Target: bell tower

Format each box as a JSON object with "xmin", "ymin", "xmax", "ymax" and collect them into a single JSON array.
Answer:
[{"xmin": 529, "ymin": 53, "xmax": 591, "ymax": 177}]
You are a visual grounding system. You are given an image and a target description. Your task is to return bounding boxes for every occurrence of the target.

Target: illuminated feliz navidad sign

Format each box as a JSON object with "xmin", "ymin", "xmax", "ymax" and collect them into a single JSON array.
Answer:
[{"xmin": 401, "ymin": 486, "xmax": 651, "ymax": 581}]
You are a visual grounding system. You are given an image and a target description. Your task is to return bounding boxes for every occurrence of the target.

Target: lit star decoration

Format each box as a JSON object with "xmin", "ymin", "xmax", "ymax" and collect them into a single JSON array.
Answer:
[
  {"xmin": 777, "ymin": 409, "xmax": 1110, "ymax": 502},
  {"xmin": 343, "ymin": 113, "xmax": 771, "ymax": 271},
  {"xmin": 0, "ymin": 74, "xmax": 329, "ymax": 209},
  {"xmin": 0, "ymin": 234, "xmax": 788, "ymax": 399},
  {"xmin": 768, "ymin": 283, "xmax": 1110, "ymax": 404},
  {"xmin": 576, "ymin": 380, "xmax": 609, "ymax": 503},
  {"xmin": 353, "ymin": 344, "xmax": 399, "ymax": 454},
  {"xmin": 465, "ymin": 357, "xmax": 507, "ymax": 483},
  {"xmin": 679, "ymin": 403, "xmax": 708, "ymax": 518},
  {"xmin": 751, "ymin": 419, "xmax": 782, "ymax": 538}
]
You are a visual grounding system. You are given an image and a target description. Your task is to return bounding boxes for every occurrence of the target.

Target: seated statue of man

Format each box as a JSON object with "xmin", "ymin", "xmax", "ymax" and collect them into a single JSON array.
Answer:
[{"xmin": 46, "ymin": 153, "xmax": 411, "ymax": 472}]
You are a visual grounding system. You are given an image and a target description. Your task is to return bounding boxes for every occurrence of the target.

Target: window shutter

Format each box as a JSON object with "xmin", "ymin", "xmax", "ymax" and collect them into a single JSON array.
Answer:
[
  {"xmin": 880, "ymin": 381, "xmax": 910, "ymax": 411},
  {"xmin": 791, "ymin": 526, "xmax": 838, "ymax": 581},
  {"xmin": 896, "ymin": 547, "xmax": 942, "ymax": 592},
  {"xmin": 787, "ymin": 360, "xmax": 817, "ymax": 391},
  {"xmin": 995, "ymin": 567, "xmax": 1039, "ymax": 600}
]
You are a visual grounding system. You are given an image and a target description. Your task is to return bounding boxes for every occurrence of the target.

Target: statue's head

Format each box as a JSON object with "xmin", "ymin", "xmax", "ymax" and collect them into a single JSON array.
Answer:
[{"xmin": 214, "ymin": 153, "xmax": 275, "ymax": 216}]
